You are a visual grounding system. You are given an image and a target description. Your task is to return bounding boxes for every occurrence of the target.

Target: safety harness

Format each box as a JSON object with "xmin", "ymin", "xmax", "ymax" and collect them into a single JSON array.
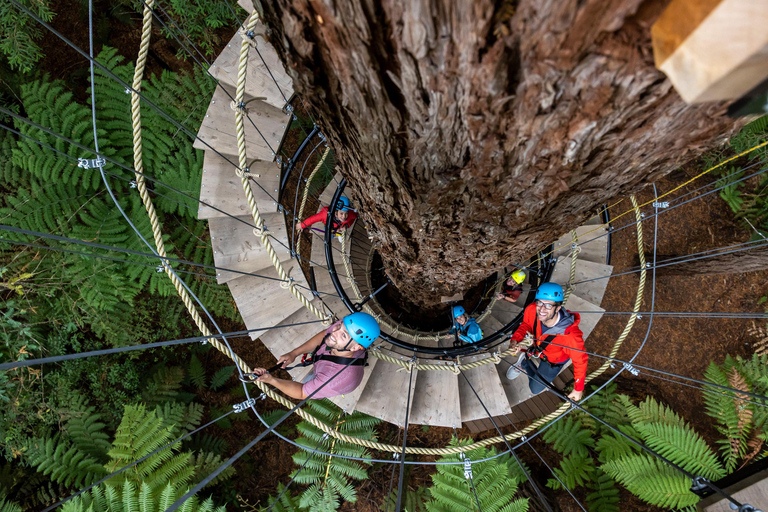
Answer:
[
  {"xmin": 298, "ymin": 334, "xmax": 368, "ymax": 368},
  {"xmin": 526, "ymin": 316, "xmax": 558, "ymax": 362}
]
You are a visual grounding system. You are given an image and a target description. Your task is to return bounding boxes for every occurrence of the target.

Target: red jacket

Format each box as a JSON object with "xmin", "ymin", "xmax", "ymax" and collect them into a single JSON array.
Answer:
[
  {"xmin": 300, "ymin": 206, "xmax": 358, "ymax": 231},
  {"xmin": 511, "ymin": 303, "xmax": 588, "ymax": 392}
]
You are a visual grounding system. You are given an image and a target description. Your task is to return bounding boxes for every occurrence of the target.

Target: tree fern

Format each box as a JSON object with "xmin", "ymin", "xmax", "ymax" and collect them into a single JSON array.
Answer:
[
  {"xmin": 141, "ymin": 366, "xmax": 185, "ymax": 406},
  {"xmin": 262, "ymin": 483, "xmax": 305, "ymax": 512},
  {"xmin": 183, "ymin": 433, "xmax": 228, "ymax": 457},
  {"xmin": 290, "ymin": 400, "xmax": 379, "ymax": 510},
  {"xmin": 155, "ymin": 401, "xmax": 204, "ymax": 437},
  {"xmin": 425, "ymin": 438, "xmax": 529, "ymax": 512},
  {"xmin": 601, "ymin": 455, "xmax": 698, "ymax": 510},
  {"xmin": 585, "ymin": 468, "xmax": 620, "ymax": 512},
  {"xmin": 188, "ymin": 354, "xmax": 207, "ymax": 389},
  {"xmin": 542, "ymin": 416, "xmax": 594, "ymax": 457},
  {"xmin": 25, "ymin": 436, "xmax": 108, "ymax": 488},
  {"xmin": 59, "ymin": 481, "xmax": 226, "ymax": 512},
  {"xmin": 64, "ymin": 397, "xmax": 111, "ymax": 463},
  {"xmin": 0, "ymin": 493, "xmax": 21, "ymax": 512},
  {"xmin": 208, "ymin": 366, "xmax": 235, "ymax": 390},
  {"xmin": 546, "ymin": 452, "xmax": 594, "ymax": 491}
]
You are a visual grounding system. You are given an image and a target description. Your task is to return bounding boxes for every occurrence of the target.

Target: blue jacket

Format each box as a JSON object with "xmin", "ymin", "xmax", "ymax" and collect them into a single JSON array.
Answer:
[{"xmin": 450, "ymin": 318, "xmax": 483, "ymax": 343}]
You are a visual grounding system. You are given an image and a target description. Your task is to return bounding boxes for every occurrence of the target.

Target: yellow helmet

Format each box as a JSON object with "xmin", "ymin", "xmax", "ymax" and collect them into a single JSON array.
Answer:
[{"xmin": 510, "ymin": 269, "xmax": 526, "ymax": 284}]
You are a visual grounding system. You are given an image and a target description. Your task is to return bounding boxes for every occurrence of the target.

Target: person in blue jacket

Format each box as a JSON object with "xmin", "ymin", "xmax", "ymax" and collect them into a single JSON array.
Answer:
[{"xmin": 449, "ymin": 305, "xmax": 483, "ymax": 344}]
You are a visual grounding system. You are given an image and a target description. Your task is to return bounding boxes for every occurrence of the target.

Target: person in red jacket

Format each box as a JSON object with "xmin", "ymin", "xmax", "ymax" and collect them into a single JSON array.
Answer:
[
  {"xmin": 295, "ymin": 196, "xmax": 358, "ymax": 234},
  {"xmin": 506, "ymin": 282, "xmax": 587, "ymax": 401}
]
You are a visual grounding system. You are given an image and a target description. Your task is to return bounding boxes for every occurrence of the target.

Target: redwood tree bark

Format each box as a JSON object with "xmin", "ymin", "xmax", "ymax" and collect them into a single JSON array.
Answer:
[{"xmin": 255, "ymin": 0, "xmax": 739, "ymax": 306}]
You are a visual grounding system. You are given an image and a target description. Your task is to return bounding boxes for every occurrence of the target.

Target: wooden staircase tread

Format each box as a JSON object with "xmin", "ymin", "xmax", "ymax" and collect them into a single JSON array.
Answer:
[
  {"xmin": 554, "ymin": 225, "xmax": 609, "ymax": 265},
  {"xmin": 562, "ymin": 293, "xmax": 605, "ymax": 340},
  {"xmin": 194, "ymin": 85, "xmax": 289, "ymax": 160},
  {"xmin": 237, "ymin": 0, "xmax": 254, "ymax": 13},
  {"xmin": 458, "ymin": 355, "xmax": 512, "ymax": 422},
  {"xmin": 209, "ymin": 214, "xmax": 292, "ymax": 283},
  {"xmin": 227, "ymin": 270, "xmax": 311, "ymax": 336},
  {"xmin": 492, "ymin": 300, "xmax": 523, "ymax": 325},
  {"xmin": 409, "ymin": 362, "xmax": 462, "ymax": 428},
  {"xmin": 318, "ymin": 173, "xmax": 343, "ymax": 205},
  {"xmin": 478, "ymin": 314, "xmax": 504, "ymax": 335},
  {"xmin": 329, "ymin": 356, "xmax": 380, "ymax": 413},
  {"xmin": 254, "ymin": 297, "xmax": 337, "ymax": 348},
  {"xmin": 198, "ymin": 156, "xmax": 280, "ymax": 219},
  {"xmin": 354, "ymin": 362, "xmax": 418, "ymax": 427},
  {"xmin": 495, "ymin": 356, "xmax": 573, "ymax": 412},
  {"xmin": 550, "ymin": 256, "xmax": 614, "ymax": 307},
  {"xmin": 208, "ymin": 25, "xmax": 292, "ymax": 110},
  {"xmin": 583, "ymin": 213, "xmax": 604, "ymax": 226}
]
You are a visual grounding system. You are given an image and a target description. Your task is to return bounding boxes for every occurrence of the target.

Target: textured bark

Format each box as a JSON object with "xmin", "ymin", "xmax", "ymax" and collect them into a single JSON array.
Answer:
[
  {"xmin": 642, "ymin": 245, "xmax": 768, "ymax": 276},
  {"xmin": 256, "ymin": 0, "xmax": 739, "ymax": 305}
]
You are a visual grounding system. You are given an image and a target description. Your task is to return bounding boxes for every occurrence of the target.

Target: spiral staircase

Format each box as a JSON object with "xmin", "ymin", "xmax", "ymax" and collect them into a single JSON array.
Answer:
[{"xmin": 196, "ymin": 3, "xmax": 614, "ymax": 433}]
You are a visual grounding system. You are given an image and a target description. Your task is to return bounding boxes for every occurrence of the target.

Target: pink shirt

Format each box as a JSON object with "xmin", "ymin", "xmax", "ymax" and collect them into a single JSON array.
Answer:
[{"xmin": 302, "ymin": 321, "xmax": 365, "ymax": 399}]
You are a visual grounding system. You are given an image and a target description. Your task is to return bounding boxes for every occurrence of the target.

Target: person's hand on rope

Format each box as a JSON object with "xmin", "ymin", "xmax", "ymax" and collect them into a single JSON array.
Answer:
[
  {"xmin": 567, "ymin": 389, "xmax": 583, "ymax": 401},
  {"xmin": 510, "ymin": 343, "xmax": 521, "ymax": 356},
  {"xmin": 495, "ymin": 293, "xmax": 505, "ymax": 300},
  {"xmin": 253, "ymin": 367, "xmax": 276, "ymax": 385},
  {"xmin": 294, "ymin": 222, "xmax": 304, "ymax": 233},
  {"xmin": 277, "ymin": 351, "xmax": 297, "ymax": 368}
]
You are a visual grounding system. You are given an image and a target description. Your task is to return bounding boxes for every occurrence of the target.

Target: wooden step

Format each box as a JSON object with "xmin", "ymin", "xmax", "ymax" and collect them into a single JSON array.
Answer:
[
  {"xmin": 492, "ymin": 300, "xmax": 523, "ymax": 324},
  {"xmin": 208, "ymin": 25, "xmax": 293, "ymax": 111},
  {"xmin": 550, "ymin": 256, "xmax": 613, "ymax": 307},
  {"xmin": 495, "ymin": 355, "xmax": 573, "ymax": 414},
  {"xmin": 329, "ymin": 356, "xmax": 380, "ymax": 413},
  {"xmin": 562, "ymin": 293, "xmax": 605, "ymax": 340},
  {"xmin": 409, "ymin": 361, "xmax": 461, "ymax": 428},
  {"xmin": 227, "ymin": 268, "xmax": 311, "ymax": 339},
  {"xmin": 354, "ymin": 362, "xmax": 419, "ymax": 427},
  {"xmin": 255, "ymin": 296, "xmax": 340, "ymax": 348},
  {"xmin": 209, "ymin": 214, "xmax": 296, "ymax": 284},
  {"xmin": 237, "ymin": 0, "xmax": 254, "ymax": 13},
  {"xmin": 318, "ymin": 172, "xmax": 342, "ymax": 205},
  {"xmin": 554, "ymin": 225, "xmax": 609, "ymax": 265},
  {"xmin": 198, "ymin": 151, "xmax": 280, "ymax": 219},
  {"xmin": 478, "ymin": 314, "xmax": 504, "ymax": 335},
  {"xmin": 194, "ymin": 85, "xmax": 290, "ymax": 160},
  {"xmin": 458, "ymin": 354, "xmax": 512, "ymax": 423}
]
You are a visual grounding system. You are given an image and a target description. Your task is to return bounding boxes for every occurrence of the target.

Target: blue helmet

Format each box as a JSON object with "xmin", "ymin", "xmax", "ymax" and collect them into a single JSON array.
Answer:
[
  {"xmin": 335, "ymin": 196, "xmax": 352, "ymax": 212},
  {"xmin": 452, "ymin": 305, "xmax": 466, "ymax": 318},
  {"xmin": 342, "ymin": 312, "xmax": 380, "ymax": 348},
  {"xmin": 535, "ymin": 282, "xmax": 564, "ymax": 302}
]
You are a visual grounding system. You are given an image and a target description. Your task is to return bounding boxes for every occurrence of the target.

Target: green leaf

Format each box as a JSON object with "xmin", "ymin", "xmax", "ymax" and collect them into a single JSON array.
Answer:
[{"xmin": 209, "ymin": 366, "xmax": 235, "ymax": 390}]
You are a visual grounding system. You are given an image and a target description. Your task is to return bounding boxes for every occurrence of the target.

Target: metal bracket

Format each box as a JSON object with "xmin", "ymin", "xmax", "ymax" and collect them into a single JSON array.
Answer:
[
  {"xmin": 77, "ymin": 157, "xmax": 106, "ymax": 169},
  {"xmin": 622, "ymin": 362, "xmax": 639, "ymax": 376},
  {"xmin": 233, "ymin": 398, "xmax": 256, "ymax": 413},
  {"xmin": 652, "ymin": 201, "xmax": 670, "ymax": 208},
  {"xmin": 463, "ymin": 457, "xmax": 473, "ymax": 480}
]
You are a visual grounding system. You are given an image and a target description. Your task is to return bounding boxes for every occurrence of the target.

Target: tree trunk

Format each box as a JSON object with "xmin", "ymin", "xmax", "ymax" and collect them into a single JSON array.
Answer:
[
  {"xmin": 255, "ymin": 0, "xmax": 739, "ymax": 306},
  {"xmin": 640, "ymin": 244, "xmax": 768, "ymax": 276}
]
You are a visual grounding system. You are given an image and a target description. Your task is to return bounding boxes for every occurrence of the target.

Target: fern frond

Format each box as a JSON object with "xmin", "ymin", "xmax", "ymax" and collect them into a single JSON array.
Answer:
[
  {"xmin": 602, "ymin": 455, "xmax": 698, "ymax": 510},
  {"xmin": 542, "ymin": 417, "xmax": 594, "ymax": 457}
]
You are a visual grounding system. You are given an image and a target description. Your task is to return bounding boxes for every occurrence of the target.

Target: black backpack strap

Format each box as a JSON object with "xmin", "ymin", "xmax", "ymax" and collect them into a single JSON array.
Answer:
[{"xmin": 529, "ymin": 317, "xmax": 557, "ymax": 360}]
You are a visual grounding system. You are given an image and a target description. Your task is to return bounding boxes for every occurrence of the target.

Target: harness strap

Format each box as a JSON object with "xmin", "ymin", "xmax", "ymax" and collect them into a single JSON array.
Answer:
[{"xmin": 529, "ymin": 316, "xmax": 557, "ymax": 361}]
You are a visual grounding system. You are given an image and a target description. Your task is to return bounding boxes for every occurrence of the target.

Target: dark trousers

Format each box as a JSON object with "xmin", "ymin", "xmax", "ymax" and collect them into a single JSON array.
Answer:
[{"xmin": 521, "ymin": 357, "xmax": 566, "ymax": 395}]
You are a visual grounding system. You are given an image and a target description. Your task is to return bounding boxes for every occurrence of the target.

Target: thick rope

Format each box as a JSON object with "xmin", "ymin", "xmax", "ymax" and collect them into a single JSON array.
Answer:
[
  {"xmin": 295, "ymin": 146, "xmax": 331, "ymax": 259},
  {"xmin": 232, "ymin": 12, "xmax": 328, "ymax": 325},
  {"xmin": 562, "ymin": 231, "xmax": 581, "ymax": 304},
  {"xmin": 129, "ymin": 0, "xmax": 251, "ymax": 374}
]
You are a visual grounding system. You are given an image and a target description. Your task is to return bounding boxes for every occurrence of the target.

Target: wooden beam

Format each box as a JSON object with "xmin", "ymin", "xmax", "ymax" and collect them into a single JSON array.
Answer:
[{"xmin": 652, "ymin": 0, "xmax": 768, "ymax": 103}]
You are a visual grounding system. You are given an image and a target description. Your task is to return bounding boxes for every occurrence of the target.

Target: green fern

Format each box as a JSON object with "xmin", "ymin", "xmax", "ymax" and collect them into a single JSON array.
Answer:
[
  {"xmin": 542, "ymin": 416, "xmax": 595, "ymax": 457},
  {"xmin": 190, "ymin": 451, "xmax": 235, "ymax": 488},
  {"xmin": 183, "ymin": 433, "xmax": 229, "ymax": 456},
  {"xmin": 602, "ymin": 455, "xmax": 698, "ymax": 510},
  {"xmin": 209, "ymin": 366, "xmax": 235, "ymax": 390},
  {"xmin": 290, "ymin": 400, "xmax": 379, "ymax": 510},
  {"xmin": 155, "ymin": 401, "xmax": 204, "ymax": 437},
  {"xmin": 25, "ymin": 436, "xmax": 108, "ymax": 488},
  {"xmin": 546, "ymin": 452, "xmax": 594, "ymax": 491},
  {"xmin": 585, "ymin": 468, "xmax": 620, "ymax": 512},
  {"xmin": 142, "ymin": 366, "xmax": 185, "ymax": 406},
  {"xmin": 262, "ymin": 483, "xmax": 306, "ymax": 512},
  {"xmin": 188, "ymin": 354, "xmax": 207, "ymax": 389},
  {"xmin": 59, "ymin": 481, "xmax": 226, "ymax": 512},
  {"xmin": 425, "ymin": 438, "xmax": 529, "ymax": 512},
  {"xmin": 0, "ymin": 494, "xmax": 20, "ymax": 512}
]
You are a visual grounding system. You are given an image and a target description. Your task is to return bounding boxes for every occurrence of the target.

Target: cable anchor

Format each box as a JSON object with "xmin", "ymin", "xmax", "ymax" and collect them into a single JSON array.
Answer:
[
  {"xmin": 622, "ymin": 362, "xmax": 639, "ymax": 376},
  {"xmin": 77, "ymin": 157, "xmax": 106, "ymax": 169},
  {"xmin": 233, "ymin": 398, "xmax": 256, "ymax": 413},
  {"xmin": 463, "ymin": 457, "xmax": 473, "ymax": 480}
]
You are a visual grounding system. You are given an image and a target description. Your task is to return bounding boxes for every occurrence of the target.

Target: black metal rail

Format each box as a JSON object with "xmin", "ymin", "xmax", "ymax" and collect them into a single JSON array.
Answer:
[{"xmin": 325, "ymin": 179, "xmax": 556, "ymax": 356}]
